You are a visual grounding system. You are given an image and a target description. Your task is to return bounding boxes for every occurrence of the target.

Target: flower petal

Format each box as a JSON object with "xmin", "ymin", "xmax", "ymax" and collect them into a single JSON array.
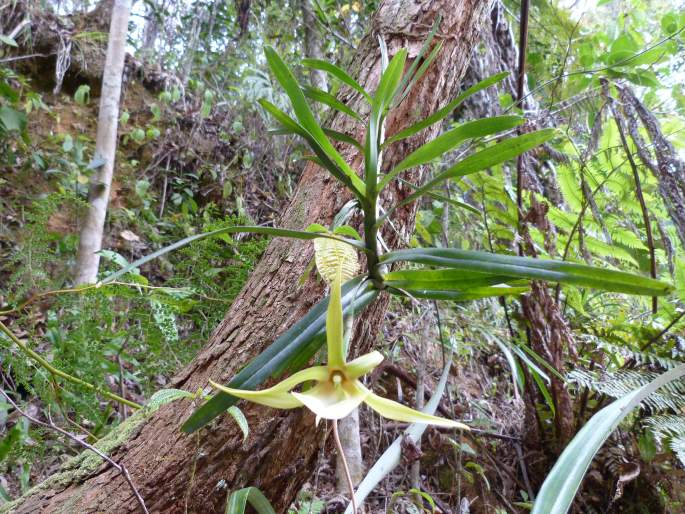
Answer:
[
  {"xmin": 345, "ymin": 350, "xmax": 384, "ymax": 379},
  {"xmin": 326, "ymin": 270, "xmax": 346, "ymax": 369},
  {"xmin": 292, "ymin": 380, "xmax": 368, "ymax": 420},
  {"xmin": 360, "ymin": 384, "xmax": 469, "ymax": 429},
  {"xmin": 208, "ymin": 366, "xmax": 328, "ymax": 410}
]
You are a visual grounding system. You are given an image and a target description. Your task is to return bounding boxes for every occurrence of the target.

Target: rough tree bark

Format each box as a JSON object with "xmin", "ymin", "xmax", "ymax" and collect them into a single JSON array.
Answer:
[
  {"xmin": 300, "ymin": 0, "xmax": 328, "ymax": 91},
  {"xmin": 12, "ymin": 0, "xmax": 491, "ymax": 511},
  {"xmin": 73, "ymin": 0, "xmax": 132, "ymax": 285}
]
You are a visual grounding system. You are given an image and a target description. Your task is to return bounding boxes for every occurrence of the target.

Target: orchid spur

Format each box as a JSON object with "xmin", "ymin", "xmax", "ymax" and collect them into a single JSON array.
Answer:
[{"xmin": 210, "ymin": 261, "xmax": 468, "ymax": 429}]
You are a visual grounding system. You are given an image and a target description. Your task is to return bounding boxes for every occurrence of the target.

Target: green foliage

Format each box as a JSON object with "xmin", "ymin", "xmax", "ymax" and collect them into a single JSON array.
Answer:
[{"xmin": 533, "ymin": 365, "xmax": 685, "ymax": 514}]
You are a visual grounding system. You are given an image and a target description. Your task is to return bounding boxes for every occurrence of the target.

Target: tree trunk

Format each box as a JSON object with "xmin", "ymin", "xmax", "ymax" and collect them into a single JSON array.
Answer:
[
  {"xmin": 300, "ymin": 0, "xmax": 327, "ymax": 91},
  {"xmin": 13, "ymin": 0, "xmax": 491, "ymax": 511},
  {"xmin": 73, "ymin": 0, "xmax": 131, "ymax": 285}
]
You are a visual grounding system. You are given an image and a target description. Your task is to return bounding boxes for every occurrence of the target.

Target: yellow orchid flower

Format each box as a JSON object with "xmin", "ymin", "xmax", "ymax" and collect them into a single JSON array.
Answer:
[{"xmin": 210, "ymin": 264, "xmax": 467, "ymax": 429}]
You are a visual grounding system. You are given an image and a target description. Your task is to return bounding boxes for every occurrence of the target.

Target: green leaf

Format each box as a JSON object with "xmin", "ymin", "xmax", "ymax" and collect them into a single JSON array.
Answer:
[
  {"xmin": 261, "ymin": 100, "xmax": 364, "ymax": 198},
  {"xmin": 389, "ymin": 285, "xmax": 528, "ymax": 301},
  {"xmin": 225, "ymin": 487, "xmax": 276, "ymax": 514},
  {"xmin": 146, "ymin": 388, "xmax": 194, "ymax": 410},
  {"xmin": 532, "ymin": 364, "xmax": 685, "ymax": 514},
  {"xmin": 301, "ymin": 58, "xmax": 371, "ymax": 103},
  {"xmin": 384, "ymin": 268, "xmax": 521, "ymax": 289},
  {"xmin": 100, "ymin": 225, "xmax": 366, "ymax": 285},
  {"xmin": 386, "ymin": 129, "xmax": 556, "ymax": 217},
  {"xmin": 394, "ymin": 16, "xmax": 442, "ymax": 104},
  {"xmin": 385, "ymin": 71, "xmax": 509, "ymax": 146},
  {"xmin": 302, "ymin": 86, "xmax": 362, "ymax": 120},
  {"xmin": 181, "ymin": 279, "xmax": 378, "ymax": 433},
  {"xmin": 264, "ymin": 47, "xmax": 365, "ymax": 197},
  {"xmin": 381, "ymin": 248, "xmax": 673, "ymax": 296},
  {"xmin": 322, "ymin": 128, "xmax": 363, "ymax": 150},
  {"xmin": 365, "ymin": 49, "xmax": 408, "ymax": 193},
  {"xmin": 0, "ymin": 35, "xmax": 18, "ymax": 47},
  {"xmin": 227, "ymin": 406, "xmax": 249, "ymax": 442},
  {"xmin": 333, "ymin": 225, "xmax": 362, "ymax": 241},
  {"xmin": 424, "ymin": 191, "xmax": 480, "ymax": 215},
  {"xmin": 380, "ymin": 116, "xmax": 523, "ymax": 189},
  {"xmin": 395, "ymin": 41, "xmax": 443, "ymax": 106},
  {"xmin": 0, "ymin": 106, "xmax": 26, "ymax": 132}
]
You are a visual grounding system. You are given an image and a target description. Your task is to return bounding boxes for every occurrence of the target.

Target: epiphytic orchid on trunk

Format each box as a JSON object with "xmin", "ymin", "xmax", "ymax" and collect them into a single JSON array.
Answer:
[{"xmin": 210, "ymin": 238, "xmax": 467, "ymax": 429}]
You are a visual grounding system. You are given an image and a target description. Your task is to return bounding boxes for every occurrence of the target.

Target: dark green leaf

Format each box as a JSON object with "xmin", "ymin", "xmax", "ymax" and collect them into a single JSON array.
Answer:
[
  {"xmin": 381, "ymin": 248, "xmax": 673, "ymax": 296},
  {"xmin": 388, "ymin": 129, "xmax": 556, "ymax": 215},
  {"xmin": 389, "ymin": 285, "xmax": 528, "ymax": 301},
  {"xmin": 380, "ymin": 116, "xmax": 523, "ymax": 189},
  {"xmin": 366, "ymin": 49, "xmax": 408, "ymax": 192},
  {"xmin": 384, "ymin": 72, "xmax": 510, "ymax": 146},
  {"xmin": 302, "ymin": 86, "xmax": 362, "ymax": 120},
  {"xmin": 101, "ymin": 225, "xmax": 366, "ymax": 285},
  {"xmin": 225, "ymin": 487, "xmax": 276, "ymax": 514},
  {"xmin": 260, "ymin": 99, "xmax": 364, "ymax": 198},
  {"xmin": 301, "ymin": 58, "xmax": 371, "ymax": 102},
  {"xmin": 264, "ymin": 46, "xmax": 365, "ymax": 196}
]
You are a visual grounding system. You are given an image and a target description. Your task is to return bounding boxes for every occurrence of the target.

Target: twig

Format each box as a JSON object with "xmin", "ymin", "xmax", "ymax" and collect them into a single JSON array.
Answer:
[
  {"xmin": 611, "ymin": 98, "xmax": 658, "ymax": 313},
  {"xmin": 0, "ymin": 320, "xmax": 141, "ymax": 410},
  {"xmin": 515, "ymin": 0, "xmax": 530, "ymax": 257},
  {"xmin": 514, "ymin": 442, "xmax": 535, "ymax": 501},
  {"xmin": 639, "ymin": 310, "xmax": 685, "ymax": 352},
  {"xmin": 0, "ymin": 390, "xmax": 149, "ymax": 513},
  {"xmin": 0, "ymin": 53, "xmax": 50, "ymax": 63},
  {"xmin": 333, "ymin": 419, "xmax": 358, "ymax": 514}
]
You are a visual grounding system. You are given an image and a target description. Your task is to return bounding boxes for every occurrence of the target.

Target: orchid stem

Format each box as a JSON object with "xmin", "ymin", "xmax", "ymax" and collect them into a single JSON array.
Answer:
[{"xmin": 333, "ymin": 419, "xmax": 358, "ymax": 513}]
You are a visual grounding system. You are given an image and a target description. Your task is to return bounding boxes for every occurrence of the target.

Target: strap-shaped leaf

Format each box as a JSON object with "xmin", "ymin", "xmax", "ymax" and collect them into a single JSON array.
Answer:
[
  {"xmin": 385, "ymin": 71, "xmax": 510, "ymax": 146},
  {"xmin": 101, "ymin": 225, "xmax": 365, "ymax": 285},
  {"xmin": 264, "ymin": 46, "xmax": 365, "ymax": 197},
  {"xmin": 532, "ymin": 364, "xmax": 685, "ymax": 514},
  {"xmin": 384, "ymin": 268, "xmax": 523, "ymax": 289},
  {"xmin": 268, "ymin": 124, "xmax": 362, "ymax": 151},
  {"xmin": 380, "ymin": 129, "xmax": 556, "ymax": 222},
  {"xmin": 181, "ymin": 278, "xmax": 378, "ymax": 433},
  {"xmin": 379, "ymin": 116, "xmax": 523, "ymax": 190},
  {"xmin": 260, "ymin": 99, "xmax": 364, "ymax": 198},
  {"xmin": 301, "ymin": 58, "xmax": 372, "ymax": 103},
  {"xmin": 365, "ymin": 49, "xmax": 408, "ymax": 192},
  {"xmin": 302, "ymin": 86, "xmax": 362, "ymax": 121},
  {"xmin": 323, "ymin": 128, "xmax": 363, "ymax": 150},
  {"xmin": 394, "ymin": 16, "xmax": 442, "ymax": 105},
  {"xmin": 424, "ymin": 191, "xmax": 480, "ymax": 215},
  {"xmin": 389, "ymin": 285, "xmax": 529, "ymax": 301},
  {"xmin": 226, "ymin": 487, "xmax": 276, "ymax": 514},
  {"xmin": 381, "ymin": 248, "xmax": 673, "ymax": 296}
]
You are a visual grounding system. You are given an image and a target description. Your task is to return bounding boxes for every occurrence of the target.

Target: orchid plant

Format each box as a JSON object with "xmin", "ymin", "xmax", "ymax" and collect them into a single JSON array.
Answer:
[
  {"xmin": 210, "ymin": 241, "xmax": 467, "ymax": 429},
  {"xmin": 102, "ymin": 18, "xmax": 674, "ymax": 513}
]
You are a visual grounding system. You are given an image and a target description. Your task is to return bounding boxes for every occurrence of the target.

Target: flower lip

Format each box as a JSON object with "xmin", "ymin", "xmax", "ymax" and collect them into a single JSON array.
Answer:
[{"xmin": 330, "ymin": 370, "xmax": 345, "ymax": 384}]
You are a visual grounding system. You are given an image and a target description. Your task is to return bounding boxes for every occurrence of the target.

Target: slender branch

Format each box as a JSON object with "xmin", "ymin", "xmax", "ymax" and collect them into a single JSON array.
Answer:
[
  {"xmin": 611, "ymin": 97, "xmax": 658, "ymax": 313},
  {"xmin": 0, "ymin": 390, "xmax": 149, "ymax": 514},
  {"xmin": 0, "ymin": 320, "xmax": 141, "ymax": 410},
  {"xmin": 333, "ymin": 419, "xmax": 358, "ymax": 514},
  {"xmin": 640, "ymin": 310, "xmax": 685, "ymax": 352},
  {"xmin": 515, "ymin": 0, "xmax": 531, "ymax": 257},
  {"xmin": 0, "ymin": 281, "xmax": 226, "ymax": 315}
]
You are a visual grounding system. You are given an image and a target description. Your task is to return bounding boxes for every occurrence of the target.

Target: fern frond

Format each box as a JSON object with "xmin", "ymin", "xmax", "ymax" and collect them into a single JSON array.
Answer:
[
  {"xmin": 591, "ymin": 340, "xmax": 682, "ymax": 370},
  {"xmin": 568, "ymin": 368, "xmax": 685, "ymax": 411},
  {"xmin": 643, "ymin": 414, "xmax": 685, "ymax": 465}
]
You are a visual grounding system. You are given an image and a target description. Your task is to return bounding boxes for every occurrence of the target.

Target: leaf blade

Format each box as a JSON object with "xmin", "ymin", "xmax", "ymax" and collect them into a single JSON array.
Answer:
[{"xmin": 381, "ymin": 248, "xmax": 673, "ymax": 296}]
